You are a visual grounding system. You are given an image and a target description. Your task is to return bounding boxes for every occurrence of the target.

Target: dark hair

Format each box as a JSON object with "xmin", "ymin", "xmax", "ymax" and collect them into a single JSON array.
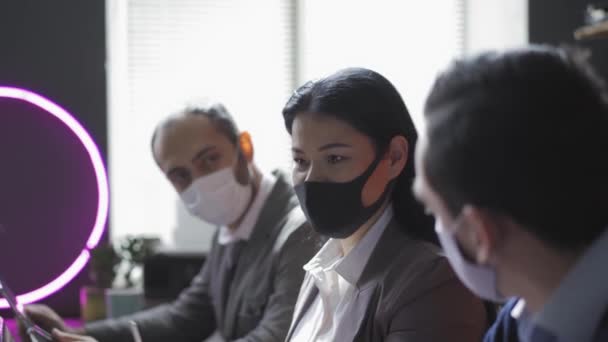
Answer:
[
  {"xmin": 151, "ymin": 101, "xmax": 240, "ymax": 157},
  {"xmin": 282, "ymin": 67, "xmax": 436, "ymax": 244},
  {"xmin": 424, "ymin": 45, "xmax": 608, "ymax": 251}
]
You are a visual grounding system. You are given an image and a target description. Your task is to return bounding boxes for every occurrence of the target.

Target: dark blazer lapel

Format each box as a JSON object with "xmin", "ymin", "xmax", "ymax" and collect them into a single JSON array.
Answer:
[
  {"xmin": 356, "ymin": 219, "xmax": 408, "ymax": 287},
  {"xmin": 214, "ymin": 243, "xmax": 242, "ymax": 333},
  {"xmin": 223, "ymin": 172, "xmax": 300, "ymax": 336},
  {"xmin": 290, "ymin": 222, "xmax": 405, "ymax": 341},
  {"xmin": 228, "ymin": 173, "xmax": 298, "ymax": 282},
  {"xmin": 285, "ymin": 275, "xmax": 320, "ymax": 341},
  {"xmin": 330, "ymin": 220, "xmax": 415, "ymax": 340},
  {"xmin": 334, "ymin": 285, "xmax": 377, "ymax": 341},
  {"xmin": 237, "ymin": 171, "xmax": 299, "ymax": 262}
]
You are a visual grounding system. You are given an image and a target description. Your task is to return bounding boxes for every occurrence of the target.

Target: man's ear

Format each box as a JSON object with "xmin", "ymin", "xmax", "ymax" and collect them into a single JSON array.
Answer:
[
  {"xmin": 460, "ymin": 205, "xmax": 500, "ymax": 264},
  {"xmin": 239, "ymin": 131, "xmax": 254, "ymax": 162}
]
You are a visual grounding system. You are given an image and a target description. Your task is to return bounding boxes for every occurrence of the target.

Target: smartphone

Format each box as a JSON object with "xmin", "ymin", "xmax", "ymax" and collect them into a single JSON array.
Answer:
[{"xmin": 0, "ymin": 276, "xmax": 53, "ymax": 341}]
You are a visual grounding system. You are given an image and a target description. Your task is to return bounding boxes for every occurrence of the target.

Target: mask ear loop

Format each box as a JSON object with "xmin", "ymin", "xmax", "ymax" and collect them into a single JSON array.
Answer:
[{"xmin": 361, "ymin": 147, "xmax": 396, "ymax": 208}]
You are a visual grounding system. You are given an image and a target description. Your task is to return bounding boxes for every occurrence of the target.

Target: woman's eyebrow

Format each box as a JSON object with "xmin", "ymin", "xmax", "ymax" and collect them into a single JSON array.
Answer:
[{"xmin": 318, "ymin": 142, "xmax": 352, "ymax": 151}]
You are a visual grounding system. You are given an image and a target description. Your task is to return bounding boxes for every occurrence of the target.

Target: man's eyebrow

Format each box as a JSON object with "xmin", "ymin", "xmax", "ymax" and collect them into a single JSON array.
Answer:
[{"xmin": 191, "ymin": 146, "xmax": 218, "ymax": 163}]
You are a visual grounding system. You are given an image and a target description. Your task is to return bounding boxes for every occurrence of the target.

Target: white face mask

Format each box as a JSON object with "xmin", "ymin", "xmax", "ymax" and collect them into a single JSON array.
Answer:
[
  {"xmin": 435, "ymin": 218, "xmax": 505, "ymax": 302},
  {"xmin": 180, "ymin": 166, "xmax": 253, "ymax": 226}
]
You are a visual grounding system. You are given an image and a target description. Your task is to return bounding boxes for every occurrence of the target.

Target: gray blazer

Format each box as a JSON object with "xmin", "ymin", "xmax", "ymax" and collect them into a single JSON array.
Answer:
[
  {"xmin": 86, "ymin": 171, "xmax": 320, "ymax": 342},
  {"xmin": 285, "ymin": 219, "xmax": 487, "ymax": 342}
]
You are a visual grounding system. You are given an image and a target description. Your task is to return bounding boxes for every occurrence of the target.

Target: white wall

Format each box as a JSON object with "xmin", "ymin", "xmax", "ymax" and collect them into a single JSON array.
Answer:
[
  {"xmin": 465, "ymin": 0, "xmax": 528, "ymax": 55},
  {"xmin": 298, "ymin": 0, "xmax": 465, "ymax": 129}
]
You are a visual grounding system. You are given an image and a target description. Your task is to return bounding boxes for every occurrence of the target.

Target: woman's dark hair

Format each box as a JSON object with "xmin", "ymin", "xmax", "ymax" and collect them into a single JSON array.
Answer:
[{"xmin": 282, "ymin": 67, "xmax": 436, "ymax": 244}]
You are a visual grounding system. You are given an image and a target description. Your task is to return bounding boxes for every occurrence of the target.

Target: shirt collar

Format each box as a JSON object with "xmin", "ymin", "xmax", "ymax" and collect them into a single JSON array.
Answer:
[
  {"xmin": 512, "ymin": 227, "xmax": 608, "ymax": 341},
  {"xmin": 335, "ymin": 205, "xmax": 393, "ymax": 285},
  {"xmin": 217, "ymin": 172, "xmax": 276, "ymax": 245},
  {"xmin": 302, "ymin": 205, "xmax": 393, "ymax": 289}
]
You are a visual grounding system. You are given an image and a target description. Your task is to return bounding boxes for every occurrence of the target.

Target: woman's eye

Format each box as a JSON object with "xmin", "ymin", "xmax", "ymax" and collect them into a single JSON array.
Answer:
[
  {"xmin": 327, "ymin": 155, "xmax": 345, "ymax": 164},
  {"xmin": 293, "ymin": 157, "xmax": 309, "ymax": 170}
]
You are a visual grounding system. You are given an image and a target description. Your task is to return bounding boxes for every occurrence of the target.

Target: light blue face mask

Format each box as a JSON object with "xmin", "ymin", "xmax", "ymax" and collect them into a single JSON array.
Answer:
[{"xmin": 435, "ymin": 218, "xmax": 506, "ymax": 302}]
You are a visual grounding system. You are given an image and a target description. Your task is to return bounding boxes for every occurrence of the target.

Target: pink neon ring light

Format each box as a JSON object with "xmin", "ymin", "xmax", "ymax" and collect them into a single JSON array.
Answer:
[{"xmin": 0, "ymin": 86, "xmax": 109, "ymax": 308}]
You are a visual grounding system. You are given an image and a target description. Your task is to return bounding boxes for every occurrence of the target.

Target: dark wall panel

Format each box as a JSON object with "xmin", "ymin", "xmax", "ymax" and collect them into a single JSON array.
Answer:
[
  {"xmin": 0, "ymin": 0, "xmax": 107, "ymax": 316},
  {"xmin": 530, "ymin": 0, "xmax": 608, "ymax": 81}
]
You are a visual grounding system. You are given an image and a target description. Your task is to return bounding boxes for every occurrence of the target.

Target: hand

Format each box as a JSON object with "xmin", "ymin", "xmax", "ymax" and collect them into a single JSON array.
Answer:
[
  {"xmin": 52, "ymin": 329, "xmax": 98, "ymax": 342},
  {"xmin": 19, "ymin": 304, "xmax": 73, "ymax": 341}
]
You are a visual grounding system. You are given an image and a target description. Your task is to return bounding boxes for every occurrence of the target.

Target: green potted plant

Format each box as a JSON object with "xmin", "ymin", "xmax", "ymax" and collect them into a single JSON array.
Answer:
[
  {"xmin": 80, "ymin": 244, "xmax": 122, "ymax": 322},
  {"xmin": 104, "ymin": 235, "xmax": 160, "ymax": 319},
  {"xmin": 118, "ymin": 235, "xmax": 161, "ymax": 288}
]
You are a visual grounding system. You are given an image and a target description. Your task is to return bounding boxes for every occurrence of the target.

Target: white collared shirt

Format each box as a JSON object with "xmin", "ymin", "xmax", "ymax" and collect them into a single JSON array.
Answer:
[
  {"xmin": 290, "ymin": 205, "xmax": 394, "ymax": 342},
  {"xmin": 217, "ymin": 172, "xmax": 276, "ymax": 245},
  {"xmin": 512, "ymin": 227, "xmax": 608, "ymax": 342}
]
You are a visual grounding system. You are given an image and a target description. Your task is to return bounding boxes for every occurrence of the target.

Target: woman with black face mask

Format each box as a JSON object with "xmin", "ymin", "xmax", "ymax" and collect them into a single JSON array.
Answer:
[{"xmin": 282, "ymin": 68, "xmax": 488, "ymax": 341}]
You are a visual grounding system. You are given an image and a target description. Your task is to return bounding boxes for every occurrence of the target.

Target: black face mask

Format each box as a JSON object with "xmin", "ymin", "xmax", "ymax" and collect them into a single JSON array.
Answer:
[{"xmin": 294, "ymin": 154, "xmax": 392, "ymax": 238}]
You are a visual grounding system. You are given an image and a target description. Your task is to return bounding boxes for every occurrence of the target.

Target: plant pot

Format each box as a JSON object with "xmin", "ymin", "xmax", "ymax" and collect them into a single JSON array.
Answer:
[
  {"xmin": 105, "ymin": 287, "xmax": 144, "ymax": 319},
  {"xmin": 80, "ymin": 286, "xmax": 108, "ymax": 322}
]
